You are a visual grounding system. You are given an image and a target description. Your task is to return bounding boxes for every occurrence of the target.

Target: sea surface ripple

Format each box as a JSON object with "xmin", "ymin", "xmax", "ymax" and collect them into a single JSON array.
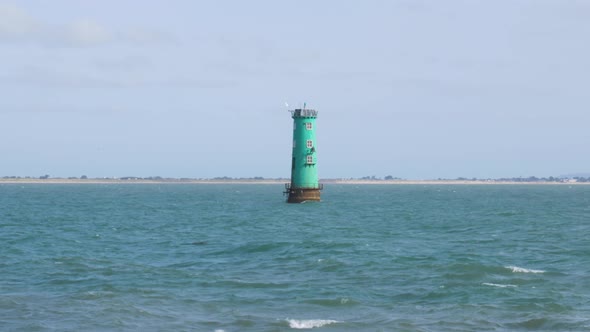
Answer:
[{"xmin": 1, "ymin": 184, "xmax": 589, "ymax": 331}]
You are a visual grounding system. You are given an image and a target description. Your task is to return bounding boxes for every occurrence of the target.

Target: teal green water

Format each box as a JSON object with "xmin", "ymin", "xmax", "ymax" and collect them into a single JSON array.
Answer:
[{"xmin": 1, "ymin": 184, "xmax": 589, "ymax": 331}]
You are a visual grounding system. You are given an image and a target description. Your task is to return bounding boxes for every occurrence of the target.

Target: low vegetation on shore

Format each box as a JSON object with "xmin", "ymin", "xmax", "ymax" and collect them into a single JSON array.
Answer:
[{"xmin": 2, "ymin": 175, "xmax": 590, "ymax": 184}]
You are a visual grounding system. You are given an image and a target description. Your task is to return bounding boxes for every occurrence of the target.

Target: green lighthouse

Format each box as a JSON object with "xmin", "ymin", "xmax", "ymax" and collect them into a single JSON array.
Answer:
[{"xmin": 285, "ymin": 106, "xmax": 322, "ymax": 203}]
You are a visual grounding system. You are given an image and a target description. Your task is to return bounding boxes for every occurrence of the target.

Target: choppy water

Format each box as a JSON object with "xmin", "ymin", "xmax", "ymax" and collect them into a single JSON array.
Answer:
[{"xmin": 1, "ymin": 184, "xmax": 590, "ymax": 331}]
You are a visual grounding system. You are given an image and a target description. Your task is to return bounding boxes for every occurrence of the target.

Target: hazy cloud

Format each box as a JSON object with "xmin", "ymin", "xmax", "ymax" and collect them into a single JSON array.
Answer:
[
  {"xmin": 93, "ymin": 55, "xmax": 153, "ymax": 72},
  {"xmin": 123, "ymin": 27, "xmax": 174, "ymax": 45},
  {"xmin": 0, "ymin": 3, "xmax": 171, "ymax": 47},
  {"xmin": 0, "ymin": 64, "xmax": 121, "ymax": 88},
  {"xmin": 0, "ymin": 3, "xmax": 38, "ymax": 39},
  {"xmin": 67, "ymin": 19, "xmax": 111, "ymax": 45}
]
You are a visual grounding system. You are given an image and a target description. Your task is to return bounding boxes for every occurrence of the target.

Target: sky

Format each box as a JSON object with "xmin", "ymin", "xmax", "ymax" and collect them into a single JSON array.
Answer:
[{"xmin": 1, "ymin": 0, "xmax": 589, "ymax": 179}]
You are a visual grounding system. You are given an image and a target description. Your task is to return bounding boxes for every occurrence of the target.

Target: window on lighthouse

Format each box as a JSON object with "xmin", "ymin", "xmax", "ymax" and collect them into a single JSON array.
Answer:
[
  {"xmin": 306, "ymin": 155, "xmax": 314, "ymax": 164},
  {"xmin": 305, "ymin": 122, "xmax": 312, "ymax": 130},
  {"xmin": 306, "ymin": 140, "xmax": 313, "ymax": 148}
]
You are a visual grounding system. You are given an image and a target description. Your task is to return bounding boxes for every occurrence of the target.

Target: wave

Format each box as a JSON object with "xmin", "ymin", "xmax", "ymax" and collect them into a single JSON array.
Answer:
[
  {"xmin": 482, "ymin": 282, "xmax": 517, "ymax": 288},
  {"xmin": 287, "ymin": 319, "xmax": 339, "ymax": 329},
  {"xmin": 505, "ymin": 265, "xmax": 545, "ymax": 274},
  {"xmin": 303, "ymin": 297, "xmax": 357, "ymax": 306}
]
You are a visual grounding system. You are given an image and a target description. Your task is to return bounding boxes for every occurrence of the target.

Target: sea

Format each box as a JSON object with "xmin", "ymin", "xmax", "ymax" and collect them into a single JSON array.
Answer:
[{"xmin": 1, "ymin": 184, "xmax": 589, "ymax": 331}]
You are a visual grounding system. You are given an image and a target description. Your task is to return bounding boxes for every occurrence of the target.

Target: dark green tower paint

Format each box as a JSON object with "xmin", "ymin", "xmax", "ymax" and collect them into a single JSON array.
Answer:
[{"xmin": 285, "ymin": 107, "xmax": 322, "ymax": 203}]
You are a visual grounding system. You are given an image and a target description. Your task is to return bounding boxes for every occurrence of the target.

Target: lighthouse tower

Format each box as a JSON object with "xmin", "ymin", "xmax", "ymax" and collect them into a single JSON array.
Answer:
[{"xmin": 285, "ymin": 106, "xmax": 322, "ymax": 203}]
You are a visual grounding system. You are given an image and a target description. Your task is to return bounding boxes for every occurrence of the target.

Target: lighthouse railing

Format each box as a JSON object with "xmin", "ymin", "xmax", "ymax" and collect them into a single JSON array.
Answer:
[{"xmin": 290, "ymin": 109, "xmax": 318, "ymax": 118}]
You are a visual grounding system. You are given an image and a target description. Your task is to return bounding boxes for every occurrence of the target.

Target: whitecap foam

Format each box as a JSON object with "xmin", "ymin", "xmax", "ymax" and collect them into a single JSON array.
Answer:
[
  {"xmin": 483, "ymin": 282, "xmax": 517, "ymax": 288},
  {"xmin": 287, "ymin": 319, "xmax": 338, "ymax": 329},
  {"xmin": 505, "ymin": 265, "xmax": 545, "ymax": 274}
]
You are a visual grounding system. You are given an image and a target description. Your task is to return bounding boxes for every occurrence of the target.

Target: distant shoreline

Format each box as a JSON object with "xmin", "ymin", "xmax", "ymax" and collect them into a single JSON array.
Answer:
[{"xmin": 0, "ymin": 179, "xmax": 588, "ymax": 185}]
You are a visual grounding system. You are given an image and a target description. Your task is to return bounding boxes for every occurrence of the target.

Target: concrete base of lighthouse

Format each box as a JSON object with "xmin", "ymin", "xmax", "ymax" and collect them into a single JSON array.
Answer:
[{"xmin": 285, "ymin": 184, "xmax": 322, "ymax": 203}]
